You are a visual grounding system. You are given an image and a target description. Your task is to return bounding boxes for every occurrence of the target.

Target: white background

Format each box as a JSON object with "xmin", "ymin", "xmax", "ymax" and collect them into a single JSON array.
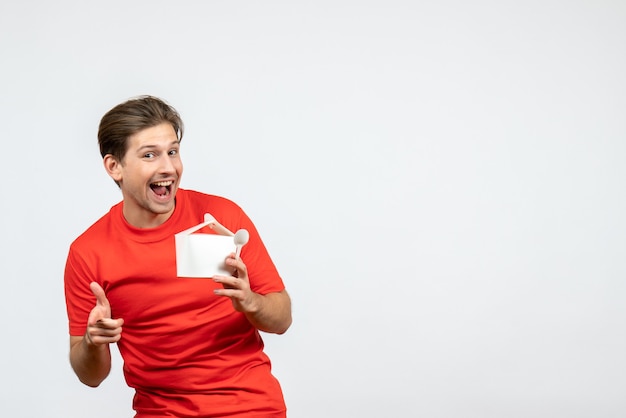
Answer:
[{"xmin": 1, "ymin": 1, "xmax": 625, "ymax": 417}]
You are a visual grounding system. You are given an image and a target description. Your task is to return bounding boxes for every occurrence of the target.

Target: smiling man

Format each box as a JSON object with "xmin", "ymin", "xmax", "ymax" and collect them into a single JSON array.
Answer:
[
  {"xmin": 64, "ymin": 96, "xmax": 292, "ymax": 418},
  {"xmin": 104, "ymin": 122, "xmax": 182, "ymax": 227}
]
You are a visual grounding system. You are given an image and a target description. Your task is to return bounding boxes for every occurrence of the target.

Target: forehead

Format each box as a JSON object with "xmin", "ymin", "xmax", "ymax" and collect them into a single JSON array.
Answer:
[{"xmin": 128, "ymin": 123, "xmax": 179, "ymax": 148}]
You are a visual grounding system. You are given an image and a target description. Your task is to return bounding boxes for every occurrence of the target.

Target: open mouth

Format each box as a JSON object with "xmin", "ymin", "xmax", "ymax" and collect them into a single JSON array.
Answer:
[{"xmin": 150, "ymin": 180, "xmax": 173, "ymax": 197}]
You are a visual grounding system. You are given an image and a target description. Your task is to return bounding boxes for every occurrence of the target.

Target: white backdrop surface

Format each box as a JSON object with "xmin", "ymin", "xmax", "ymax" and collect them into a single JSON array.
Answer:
[{"xmin": 1, "ymin": 1, "xmax": 625, "ymax": 417}]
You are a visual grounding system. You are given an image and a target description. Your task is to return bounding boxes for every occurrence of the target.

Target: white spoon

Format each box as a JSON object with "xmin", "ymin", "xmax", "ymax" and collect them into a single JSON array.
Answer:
[{"xmin": 234, "ymin": 229, "xmax": 249, "ymax": 259}]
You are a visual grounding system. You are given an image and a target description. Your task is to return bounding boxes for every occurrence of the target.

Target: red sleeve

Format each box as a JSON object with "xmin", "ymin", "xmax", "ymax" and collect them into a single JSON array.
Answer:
[
  {"xmin": 237, "ymin": 212, "xmax": 285, "ymax": 295},
  {"xmin": 64, "ymin": 245, "xmax": 98, "ymax": 336}
]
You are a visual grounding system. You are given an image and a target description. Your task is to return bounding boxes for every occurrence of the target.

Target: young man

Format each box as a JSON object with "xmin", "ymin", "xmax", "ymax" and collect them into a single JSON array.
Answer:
[{"xmin": 64, "ymin": 96, "xmax": 292, "ymax": 417}]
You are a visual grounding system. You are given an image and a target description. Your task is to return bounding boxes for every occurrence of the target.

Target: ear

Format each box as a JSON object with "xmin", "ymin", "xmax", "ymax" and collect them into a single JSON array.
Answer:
[{"xmin": 103, "ymin": 154, "xmax": 123, "ymax": 183}]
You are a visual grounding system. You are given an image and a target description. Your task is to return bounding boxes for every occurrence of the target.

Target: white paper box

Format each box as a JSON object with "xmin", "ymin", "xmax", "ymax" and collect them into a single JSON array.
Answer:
[{"xmin": 175, "ymin": 214, "xmax": 236, "ymax": 278}]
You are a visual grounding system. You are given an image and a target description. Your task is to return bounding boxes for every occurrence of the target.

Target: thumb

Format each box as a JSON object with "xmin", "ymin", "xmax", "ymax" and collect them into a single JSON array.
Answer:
[{"xmin": 90, "ymin": 281, "xmax": 110, "ymax": 310}]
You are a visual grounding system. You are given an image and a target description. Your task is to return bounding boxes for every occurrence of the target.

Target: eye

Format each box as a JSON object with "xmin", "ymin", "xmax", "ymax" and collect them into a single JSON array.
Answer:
[
  {"xmin": 144, "ymin": 152, "xmax": 156, "ymax": 159},
  {"xmin": 168, "ymin": 149, "xmax": 178, "ymax": 156}
]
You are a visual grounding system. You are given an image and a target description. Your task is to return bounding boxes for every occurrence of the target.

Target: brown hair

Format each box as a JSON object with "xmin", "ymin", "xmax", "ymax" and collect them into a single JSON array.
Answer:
[{"xmin": 98, "ymin": 95, "xmax": 184, "ymax": 162}]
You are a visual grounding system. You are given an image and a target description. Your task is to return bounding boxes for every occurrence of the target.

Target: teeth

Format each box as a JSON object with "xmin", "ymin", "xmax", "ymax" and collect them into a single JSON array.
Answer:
[{"xmin": 152, "ymin": 181, "xmax": 173, "ymax": 187}]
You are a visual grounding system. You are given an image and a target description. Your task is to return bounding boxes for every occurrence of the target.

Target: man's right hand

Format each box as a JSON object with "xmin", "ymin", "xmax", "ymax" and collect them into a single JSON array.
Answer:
[{"xmin": 85, "ymin": 282, "xmax": 124, "ymax": 346}]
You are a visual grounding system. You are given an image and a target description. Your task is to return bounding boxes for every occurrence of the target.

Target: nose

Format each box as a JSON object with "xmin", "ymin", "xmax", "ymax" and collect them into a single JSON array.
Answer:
[{"xmin": 158, "ymin": 154, "xmax": 177, "ymax": 174}]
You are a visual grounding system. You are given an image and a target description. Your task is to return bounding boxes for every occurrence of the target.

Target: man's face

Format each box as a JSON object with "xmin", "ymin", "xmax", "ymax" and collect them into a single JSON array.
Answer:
[{"xmin": 106, "ymin": 122, "xmax": 183, "ymax": 228}]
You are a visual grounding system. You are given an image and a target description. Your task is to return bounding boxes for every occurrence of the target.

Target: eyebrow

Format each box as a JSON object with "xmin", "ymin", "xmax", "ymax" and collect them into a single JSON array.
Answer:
[{"xmin": 136, "ymin": 141, "xmax": 180, "ymax": 152}]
